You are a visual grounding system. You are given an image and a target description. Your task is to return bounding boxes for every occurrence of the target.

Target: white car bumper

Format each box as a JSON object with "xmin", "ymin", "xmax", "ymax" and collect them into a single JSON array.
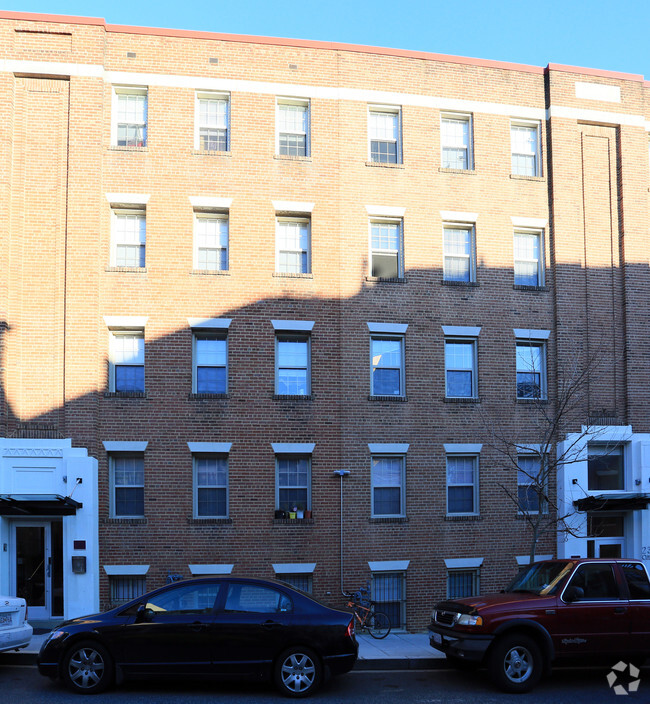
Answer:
[{"xmin": 0, "ymin": 623, "xmax": 33, "ymax": 653}]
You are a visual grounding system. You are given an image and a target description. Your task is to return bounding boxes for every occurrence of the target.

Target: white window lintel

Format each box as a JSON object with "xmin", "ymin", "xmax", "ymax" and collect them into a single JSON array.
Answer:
[
  {"xmin": 514, "ymin": 328, "xmax": 551, "ymax": 340},
  {"xmin": 188, "ymin": 564, "xmax": 234, "ymax": 575},
  {"xmin": 444, "ymin": 557, "xmax": 484, "ymax": 569},
  {"xmin": 272, "ymin": 200, "xmax": 314, "ymax": 213},
  {"xmin": 188, "ymin": 318, "xmax": 232, "ymax": 330},
  {"xmin": 442, "ymin": 325, "xmax": 481, "ymax": 337},
  {"xmin": 272, "ymin": 443, "xmax": 315, "ymax": 454},
  {"xmin": 368, "ymin": 443, "xmax": 410, "ymax": 454},
  {"xmin": 103, "ymin": 441, "xmax": 148, "ymax": 452},
  {"xmin": 103, "ymin": 564, "xmax": 149, "ymax": 576},
  {"xmin": 367, "ymin": 322, "xmax": 408, "ymax": 334},
  {"xmin": 189, "ymin": 196, "xmax": 233, "ymax": 210},
  {"xmin": 365, "ymin": 205, "xmax": 406, "ymax": 218},
  {"xmin": 272, "ymin": 563, "xmax": 316, "ymax": 574},
  {"xmin": 104, "ymin": 316, "xmax": 148, "ymax": 330},
  {"xmin": 106, "ymin": 193, "xmax": 150, "ymax": 206},
  {"xmin": 444, "ymin": 444, "xmax": 483, "ymax": 454},
  {"xmin": 187, "ymin": 442, "xmax": 232, "ymax": 454},
  {"xmin": 271, "ymin": 320, "xmax": 315, "ymax": 332},
  {"xmin": 440, "ymin": 211, "xmax": 478, "ymax": 223},
  {"xmin": 368, "ymin": 560, "xmax": 410, "ymax": 572},
  {"xmin": 511, "ymin": 216, "xmax": 547, "ymax": 229}
]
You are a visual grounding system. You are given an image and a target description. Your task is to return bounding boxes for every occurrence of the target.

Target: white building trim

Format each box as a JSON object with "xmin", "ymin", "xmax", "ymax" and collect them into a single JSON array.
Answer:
[
  {"xmin": 189, "ymin": 196, "xmax": 233, "ymax": 209},
  {"xmin": 368, "ymin": 560, "xmax": 410, "ymax": 572},
  {"xmin": 442, "ymin": 326, "xmax": 481, "ymax": 337},
  {"xmin": 440, "ymin": 211, "xmax": 478, "ymax": 223},
  {"xmin": 102, "ymin": 441, "xmax": 148, "ymax": 452},
  {"xmin": 365, "ymin": 205, "xmax": 406, "ymax": 218},
  {"xmin": 187, "ymin": 442, "xmax": 232, "ymax": 453},
  {"xmin": 367, "ymin": 322, "xmax": 408, "ymax": 334},
  {"xmin": 444, "ymin": 557, "xmax": 484, "ymax": 569},
  {"xmin": 272, "ymin": 563, "xmax": 316, "ymax": 574},
  {"xmin": 272, "ymin": 200, "xmax": 315, "ymax": 213},
  {"xmin": 444, "ymin": 444, "xmax": 483, "ymax": 454},
  {"xmin": 103, "ymin": 564, "xmax": 150, "ymax": 575},
  {"xmin": 513, "ymin": 328, "xmax": 551, "ymax": 340},
  {"xmin": 368, "ymin": 443, "xmax": 410, "ymax": 454},
  {"xmin": 271, "ymin": 443, "xmax": 316, "ymax": 454},
  {"xmin": 271, "ymin": 320, "xmax": 315, "ymax": 332},
  {"xmin": 187, "ymin": 318, "xmax": 232, "ymax": 329},
  {"xmin": 188, "ymin": 564, "xmax": 234, "ymax": 575},
  {"xmin": 511, "ymin": 216, "xmax": 547, "ymax": 228}
]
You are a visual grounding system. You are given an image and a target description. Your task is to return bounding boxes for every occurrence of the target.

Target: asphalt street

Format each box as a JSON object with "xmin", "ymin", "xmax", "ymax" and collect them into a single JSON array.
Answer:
[{"xmin": 0, "ymin": 663, "xmax": 647, "ymax": 703}]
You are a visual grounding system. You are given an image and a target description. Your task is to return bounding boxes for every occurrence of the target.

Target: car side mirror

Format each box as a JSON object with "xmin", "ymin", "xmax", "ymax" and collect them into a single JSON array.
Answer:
[
  {"xmin": 564, "ymin": 586, "xmax": 584, "ymax": 603},
  {"xmin": 135, "ymin": 603, "xmax": 154, "ymax": 623}
]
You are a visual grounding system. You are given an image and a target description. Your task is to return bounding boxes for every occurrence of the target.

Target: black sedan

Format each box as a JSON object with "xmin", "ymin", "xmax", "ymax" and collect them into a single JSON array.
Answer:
[{"xmin": 37, "ymin": 576, "xmax": 358, "ymax": 697}]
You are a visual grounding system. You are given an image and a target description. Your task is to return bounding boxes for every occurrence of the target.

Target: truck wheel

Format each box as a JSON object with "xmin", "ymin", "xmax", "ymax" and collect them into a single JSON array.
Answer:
[{"xmin": 488, "ymin": 634, "xmax": 542, "ymax": 693}]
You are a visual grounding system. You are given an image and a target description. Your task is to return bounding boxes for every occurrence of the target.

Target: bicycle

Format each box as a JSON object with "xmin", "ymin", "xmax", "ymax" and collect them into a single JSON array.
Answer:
[{"xmin": 344, "ymin": 588, "xmax": 391, "ymax": 639}]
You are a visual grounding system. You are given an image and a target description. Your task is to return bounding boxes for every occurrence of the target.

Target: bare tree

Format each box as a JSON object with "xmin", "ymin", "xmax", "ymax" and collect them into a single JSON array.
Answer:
[{"xmin": 482, "ymin": 346, "xmax": 609, "ymax": 564}]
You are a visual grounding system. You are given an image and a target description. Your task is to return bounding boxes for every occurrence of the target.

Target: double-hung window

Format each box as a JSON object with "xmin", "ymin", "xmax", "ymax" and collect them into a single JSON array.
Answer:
[
  {"xmin": 193, "ymin": 333, "xmax": 228, "ymax": 394},
  {"xmin": 443, "ymin": 327, "xmax": 480, "ymax": 399},
  {"xmin": 110, "ymin": 453, "xmax": 145, "ymax": 517},
  {"xmin": 276, "ymin": 217, "xmax": 310, "ymax": 274},
  {"xmin": 441, "ymin": 114, "xmax": 472, "ymax": 170},
  {"xmin": 371, "ymin": 455, "xmax": 406, "ymax": 517},
  {"xmin": 276, "ymin": 455, "xmax": 311, "ymax": 513},
  {"xmin": 514, "ymin": 229, "xmax": 544, "ymax": 286},
  {"xmin": 368, "ymin": 106, "xmax": 401, "ymax": 163},
  {"xmin": 443, "ymin": 224, "xmax": 475, "ymax": 283},
  {"xmin": 368, "ymin": 323, "xmax": 407, "ymax": 398},
  {"xmin": 277, "ymin": 98, "xmax": 309, "ymax": 157},
  {"xmin": 111, "ymin": 209, "xmax": 146, "ymax": 268},
  {"xmin": 109, "ymin": 331, "xmax": 145, "ymax": 393},
  {"xmin": 517, "ymin": 453, "xmax": 547, "ymax": 513},
  {"xmin": 446, "ymin": 453, "xmax": 479, "ymax": 515},
  {"xmin": 370, "ymin": 218, "xmax": 402, "ymax": 279},
  {"xmin": 515, "ymin": 331, "xmax": 548, "ymax": 399},
  {"xmin": 194, "ymin": 212, "xmax": 229, "ymax": 271},
  {"xmin": 511, "ymin": 121, "xmax": 541, "ymax": 176},
  {"xmin": 196, "ymin": 92, "xmax": 229, "ymax": 151},
  {"xmin": 193, "ymin": 454, "xmax": 229, "ymax": 518},
  {"xmin": 113, "ymin": 87, "xmax": 147, "ymax": 147},
  {"xmin": 276, "ymin": 334, "xmax": 310, "ymax": 396}
]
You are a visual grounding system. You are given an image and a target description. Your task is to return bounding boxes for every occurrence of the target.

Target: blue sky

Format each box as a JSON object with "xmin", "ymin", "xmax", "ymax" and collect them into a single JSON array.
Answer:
[{"xmin": 7, "ymin": 1, "xmax": 650, "ymax": 79}]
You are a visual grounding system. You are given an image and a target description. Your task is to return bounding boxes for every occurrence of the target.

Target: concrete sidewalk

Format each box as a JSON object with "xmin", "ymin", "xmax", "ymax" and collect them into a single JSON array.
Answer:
[{"xmin": 0, "ymin": 630, "xmax": 446, "ymax": 671}]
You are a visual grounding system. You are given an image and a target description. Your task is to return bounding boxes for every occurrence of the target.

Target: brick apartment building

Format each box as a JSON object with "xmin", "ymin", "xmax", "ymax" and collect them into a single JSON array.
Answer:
[{"xmin": 0, "ymin": 11, "xmax": 649, "ymax": 630}]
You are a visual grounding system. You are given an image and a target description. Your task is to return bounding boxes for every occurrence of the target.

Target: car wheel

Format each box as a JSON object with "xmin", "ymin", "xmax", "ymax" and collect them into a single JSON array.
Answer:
[
  {"xmin": 488, "ymin": 634, "xmax": 542, "ymax": 693},
  {"xmin": 274, "ymin": 646, "xmax": 322, "ymax": 698},
  {"xmin": 62, "ymin": 640, "xmax": 114, "ymax": 695}
]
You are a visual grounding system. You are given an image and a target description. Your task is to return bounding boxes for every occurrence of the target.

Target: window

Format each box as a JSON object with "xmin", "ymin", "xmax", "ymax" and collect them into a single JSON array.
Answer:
[
  {"xmin": 276, "ymin": 217, "xmax": 310, "ymax": 274},
  {"xmin": 515, "ymin": 341, "xmax": 546, "ymax": 399},
  {"xmin": 621, "ymin": 563, "xmax": 650, "ymax": 600},
  {"xmin": 193, "ymin": 454, "xmax": 228, "ymax": 518},
  {"xmin": 447, "ymin": 455, "xmax": 479, "ymax": 514},
  {"xmin": 447, "ymin": 570, "xmax": 480, "ymax": 599},
  {"xmin": 276, "ymin": 455, "xmax": 311, "ymax": 513},
  {"xmin": 111, "ymin": 209, "xmax": 146, "ymax": 268},
  {"xmin": 225, "ymin": 583, "xmax": 292, "ymax": 613},
  {"xmin": 445, "ymin": 338, "xmax": 477, "ymax": 398},
  {"xmin": 588, "ymin": 445, "xmax": 624, "ymax": 491},
  {"xmin": 370, "ymin": 335, "xmax": 404, "ymax": 397},
  {"xmin": 276, "ymin": 333, "xmax": 310, "ymax": 395},
  {"xmin": 113, "ymin": 87, "xmax": 147, "ymax": 147},
  {"xmin": 109, "ymin": 331, "xmax": 145, "ymax": 393},
  {"xmin": 110, "ymin": 575, "xmax": 146, "ymax": 605},
  {"xmin": 511, "ymin": 121, "xmax": 540, "ymax": 176},
  {"xmin": 277, "ymin": 99, "xmax": 309, "ymax": 157},
  {"xmin": 371, "ymin": 456, "xmax": 405, "ymax": 517},
  {"xmin": 277, "ymin": 573, "xmax": 313, "ymax": 593},
  {"xmin": 443, "ymin": 225, "xmax": 475, "ymax": 282},
  {"xmin": 194, "ymin": 212, "xmax": 228, "ymax": 271},
  {"xmin": 145, "ymin": 582, "xmax": 220, "ymax": 614},
  {"xmin": 517, "ymin": 455, "xmax": 546, "ymax": 513},
  {"xmin": 372, "ymin": 572, "xmax": 405, "ymax": 628},
  {"xmin": 514, "ymin": 229, "xmax": 544, "ymax": 286},
  {"xmin": 193, "ymin": 332, "xmax": 227, "ymax": 394},
  {"xmin": 565, "ymin": 563, "xmax": 621, "ymax": 600},
  {"xmin": 110, "ymin": 453, "xmax": 144, "ymax": 517},
  {"xmin": 370, "ymin": 219, "xmax": 402, "ymax": 278},
  {"xmin": 441, "ymin": 114, "xmax": 472, "ymax": 169},
  {"xmin": 196, "ymin": 92, "xmax": 229, "ymax": 151},
  {"xmin": 369, "ymin": 106, "xmax": 401, "ymax": 163}
]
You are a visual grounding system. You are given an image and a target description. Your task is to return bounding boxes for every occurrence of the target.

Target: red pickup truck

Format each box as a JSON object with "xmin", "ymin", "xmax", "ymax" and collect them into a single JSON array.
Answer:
[{"xmin": 428, "ymin": 558, "xmax": 650, "ymax": 692}]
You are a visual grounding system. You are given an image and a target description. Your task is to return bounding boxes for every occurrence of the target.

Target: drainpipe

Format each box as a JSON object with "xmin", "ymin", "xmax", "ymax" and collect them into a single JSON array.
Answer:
[{"xmin": 333, "ymin": 470, "xmax": 350, "ymax": 595}]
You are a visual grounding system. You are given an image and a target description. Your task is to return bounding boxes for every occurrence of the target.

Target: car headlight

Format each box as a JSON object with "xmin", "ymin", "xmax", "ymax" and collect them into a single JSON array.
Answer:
[
  {"xmin": 43, "ymin": 630, "xmax": 67, "ymax": 647},
  {"xmin": 457, "ymin": 614, "xmax": 483, "ymax": 627}
]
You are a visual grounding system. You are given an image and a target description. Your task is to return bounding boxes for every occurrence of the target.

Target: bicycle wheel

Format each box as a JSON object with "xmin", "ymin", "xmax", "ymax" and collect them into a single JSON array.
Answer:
[{"xmin": 367, "ymin": 611, "xmax": 391, "ymax": 639}]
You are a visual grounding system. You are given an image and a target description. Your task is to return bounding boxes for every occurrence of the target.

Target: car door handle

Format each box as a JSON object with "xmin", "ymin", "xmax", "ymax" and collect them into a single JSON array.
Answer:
[
  {"xmin": 190, "ymin": 621, "xmax": 207, "ymax": 631},
  {"xmin": 613, "ymin": 607, "xmax": 627, "ymax": 615},
  {"xmin": 261, "ymin": 620, "xmax": 283, "ymax": 629}
]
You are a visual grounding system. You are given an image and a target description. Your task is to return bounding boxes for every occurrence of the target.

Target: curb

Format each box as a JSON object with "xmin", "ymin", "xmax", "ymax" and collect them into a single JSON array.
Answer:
[
  {"xmin": 354, "ymin": 657, "xmax": 447, "ymax": 671},
  {"xmin": 0, "ymin": 651, "xmax": 37, "ymax": 666}
]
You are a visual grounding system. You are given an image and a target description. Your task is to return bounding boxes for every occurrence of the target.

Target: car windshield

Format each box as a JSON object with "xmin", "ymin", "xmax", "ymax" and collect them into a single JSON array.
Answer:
[{"xmin": 505, "ymin": 561, "xmax": 575, "ymax": 596}]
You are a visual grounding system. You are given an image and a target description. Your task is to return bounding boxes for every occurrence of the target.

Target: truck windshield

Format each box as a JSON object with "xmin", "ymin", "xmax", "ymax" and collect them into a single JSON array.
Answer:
[{"xmin": 505, "ymin": 561, "xmax": 575, "ymax": 596}]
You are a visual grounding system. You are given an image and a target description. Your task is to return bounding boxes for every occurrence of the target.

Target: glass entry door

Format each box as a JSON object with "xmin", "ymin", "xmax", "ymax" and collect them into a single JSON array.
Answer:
[{"xmin": 14, "ymin": 522, "xmax": 63, "ymax": 620}]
